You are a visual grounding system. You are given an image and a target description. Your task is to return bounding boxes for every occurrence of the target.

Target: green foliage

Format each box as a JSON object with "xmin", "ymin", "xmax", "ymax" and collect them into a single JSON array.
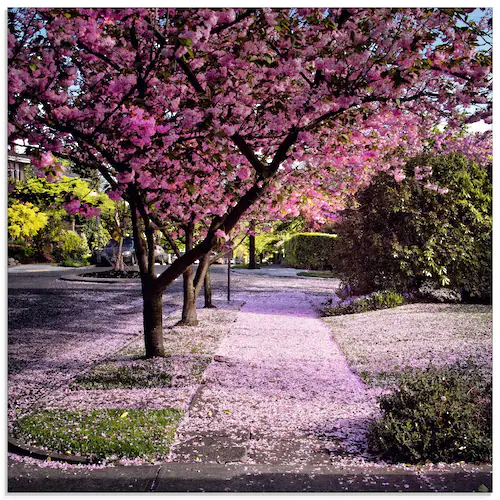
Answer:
[
  {"xmin": 332, "ymin": 153, "xmax": 491, "ymax": 301},
  {"xmin": 296, "ymin": 271, "xmax": 336, "ymax": 278},
  {"xmin": 8, "ymin": 202, "xmax": 48, "ymax": 241},
  {"xmin": 284, "ymin": 232, "xmax": 337, "ymax": 269},
  {"xmin": 8, "ymin": 243, "xmax": 37, "ymax": 261},
  {"xmin": 13, "ymin": 408, "xmax": 183, "ymax": 461},
  {"xmin": 60, "ymin": 257, "xmax": 90, "ymax": 267},
  {"xmin": 324, "ymin": 290, "xmax": 404, "ymax": 316},
  {"xmin": 368, "ymin": 361, "xmax": 492, "ymax": 464},
  {"xmin": 10, "ymin": 175, "xmax": 117, "ymax": 254},
  {"xmin": 10, "ymin": 176, "xmax": 113, "ymax": 214},
  {"xmin": 57, "ymin": 230, "xmax": 89, "ymax": 261},
  {"xmin": 251, "ymin": 217, "xmax": 306, "ymax": 262},
  {"xmin": 82, "ymin": 219, "xmax": 111, "ymax": 250}
]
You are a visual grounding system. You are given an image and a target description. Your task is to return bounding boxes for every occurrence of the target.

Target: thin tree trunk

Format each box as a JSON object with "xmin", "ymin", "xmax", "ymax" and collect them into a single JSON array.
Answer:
[
  {"xmin": 179, "ymin": 222, "xmax": 198, "ymax": 325},
  {"xmin": 204, "ymin": 266, "xmax": 216, "ymax": 308},
  {"xmin": 114, "ymin": 236, "xmax": 125, "ymax": 272},
  {"xmin": 143, "ymin": 283, "xmax": 165, "ymax": 358},
  {"xmin": 248, "ymin": 220, "xmax": 256, "ymax": 269},
  {"xmin": 180, "ymin": 265, "xmax": 198, "ymax": 325}
]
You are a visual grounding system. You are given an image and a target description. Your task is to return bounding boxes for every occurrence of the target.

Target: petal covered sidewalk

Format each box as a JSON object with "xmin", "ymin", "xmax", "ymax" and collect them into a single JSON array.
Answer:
[{"xmin": 170, "ymin": 291, "xmax": 382, "ymax": 466}]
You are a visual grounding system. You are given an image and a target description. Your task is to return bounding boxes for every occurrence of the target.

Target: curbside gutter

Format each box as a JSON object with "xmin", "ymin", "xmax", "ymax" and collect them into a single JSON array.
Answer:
[{"xmin": 60, "ymin": 273, "xmax": 141, "ymax": 284}]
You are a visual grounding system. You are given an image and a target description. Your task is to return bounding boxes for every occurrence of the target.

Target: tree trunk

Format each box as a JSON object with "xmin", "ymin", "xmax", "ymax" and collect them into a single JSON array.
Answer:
[
  {"xmin": 143, "ymin": 285, "xmax": 165, "ymax": 358},
  {"xmin": 178, "ymin": 222, "xmax": 198, "ymax": 325},
  {"xmin": 180, "ymin": 265, "xmax": 199, "ymax": 325},
  {"xmin": 249, "ymin": 220, "xmax": 257, "ymax": 269},
  {"xmin": 114, "ymin": 237, "xmax": 125, "ymax": 272},
  {"xmin": 204, "ymin": 266, "xmax": 216, "ymax": 308}
]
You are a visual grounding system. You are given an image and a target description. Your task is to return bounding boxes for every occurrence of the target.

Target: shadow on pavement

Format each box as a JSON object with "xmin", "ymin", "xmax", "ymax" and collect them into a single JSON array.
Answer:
[{"xmin": 8, "ymin": 461, "xmax": 492, "ymax": 493}]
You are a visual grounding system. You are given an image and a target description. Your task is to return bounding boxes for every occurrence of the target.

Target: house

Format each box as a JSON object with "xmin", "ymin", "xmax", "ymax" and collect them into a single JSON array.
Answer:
[{"xmin": 8, "ymin": 151, "xmax": 30, "ymax": 182}]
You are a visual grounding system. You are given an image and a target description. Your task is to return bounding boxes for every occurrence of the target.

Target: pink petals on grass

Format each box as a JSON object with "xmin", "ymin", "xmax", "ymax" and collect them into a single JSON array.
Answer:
[{"xmin": 324, "ymin": 303, "xmax": 492, "ymax": 383}]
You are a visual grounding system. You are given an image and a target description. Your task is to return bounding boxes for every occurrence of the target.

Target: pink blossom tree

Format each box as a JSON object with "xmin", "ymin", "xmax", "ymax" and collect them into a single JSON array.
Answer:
[{"xmin": 8, "ymin": 8, "xmax": 491, "ymax": 357}]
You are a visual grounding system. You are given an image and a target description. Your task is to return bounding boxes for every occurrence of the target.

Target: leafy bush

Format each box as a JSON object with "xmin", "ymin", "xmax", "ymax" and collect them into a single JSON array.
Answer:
[
  {"xmin": 56, "ymin": 230, "xmax": 89, "ymax": 262},
  {"xmin": 324, "ymin": 290, "xmax": 404, "ymax": 316},
  {"xmin": 417, "ymin": 282, "xmax": 461, "ymax": 303},
  {"xmin": 8, "ymin": 202, "xmax": 48, "ymax": 241},
  {"xmin": 368, "ymin": 361, "xmax": 492, "ymax": 464},
  {"xmin": 8, "ymin": 243, "xmax": 37, "ymax": 262},
  {"xmin": 60, "ymin": 257, "xmax": 90, "ymax": 267},
  {"xmin": 331, "ymin": 153, "xmax": 491, "ymax": 301},
  {"xmin": 284, "ymin": 232, "xmax": 337, "ymax": 269}
]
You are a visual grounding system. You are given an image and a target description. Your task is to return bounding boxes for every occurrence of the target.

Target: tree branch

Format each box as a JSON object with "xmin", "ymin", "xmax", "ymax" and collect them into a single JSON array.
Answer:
[
  {"xmin": 230, "ymin": 133, "xmax": 269, "ymax": 177},
  {"xmin": 175, "ymin": 56, "xmax": 205, "ymax": 94},
  {"xmin": 211, "ymin": 9, "xmax": 256, "ymax": 35}
]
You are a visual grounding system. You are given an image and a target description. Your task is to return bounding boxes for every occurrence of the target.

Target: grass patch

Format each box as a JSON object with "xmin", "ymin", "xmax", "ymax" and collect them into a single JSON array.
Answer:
[
  {"xmin": 297, "ymin": 271, "xmax": 336, "ymax": 278},
  {"xmin": 72, "ymin": 355, "xmax": 212, "ymax": 389},
  {"xmin": 72, "ymin": 359, "xmax": 173, "ymax": 389},
  {"xmin": 232, "ymin": 263, "xmax": 260, "ymax": 269},
  {"xmin": 191, "ymin": 356, "xmax": 211, "ymax": 381},
  {"xmin": 13, "ymin": 408, "xmax": 183, "ymax": 462}
]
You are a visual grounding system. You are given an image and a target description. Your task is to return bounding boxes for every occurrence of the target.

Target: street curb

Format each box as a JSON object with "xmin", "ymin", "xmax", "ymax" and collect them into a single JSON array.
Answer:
[
  {"xmin": 7, "ymin": 459, "xmax": 493, "ymax": 493},
  {"xmin": 8, "ymin": 437, "xmax": 92, "ymax": 465},
  {"xmin": 60, "ymin": 273, "xmax": 141, "ymax": 284}
]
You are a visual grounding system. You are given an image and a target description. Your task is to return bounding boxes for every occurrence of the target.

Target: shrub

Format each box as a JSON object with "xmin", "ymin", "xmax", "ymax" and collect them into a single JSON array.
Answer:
[
  {"xmin": 368, "ymin": 361, "xmax": 492, "ymax": 464},
  {"xmin": 324, "ymin": 290, "xmax": 404, "ymax": 316},
  {"xmin": 56, "ymin": 230, "xmax": 89, "ymax": 262},
  {"xmin": 331, "ymin": 153, "xmax": 492, "ymax": 301},
  {"xmin": 417, "ymin": 282, "xmax": 461, "ymax": 303},
  {"xmin": 8, "ymin": 202, "xmax": 48, "ymax": 241},
  {"xmin": 284, "ymin": 232, "xmax": 337, "ymax": 269},
  {"xmin": 8, "ymin": 243, "xmax": 37, "ymax": 262},
  {"xmin": 60, "ymin": 257, "xmax": 90, "ymax": 267}
]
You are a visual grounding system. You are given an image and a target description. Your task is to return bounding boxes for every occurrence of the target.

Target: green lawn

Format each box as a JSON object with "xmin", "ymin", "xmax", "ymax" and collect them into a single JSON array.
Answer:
[{"xmin": 14, "ymin": 408, "xmax": 183, "ymax": 462}]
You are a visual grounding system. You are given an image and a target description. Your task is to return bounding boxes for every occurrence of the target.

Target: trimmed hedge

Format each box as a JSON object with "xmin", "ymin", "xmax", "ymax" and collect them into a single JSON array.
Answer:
[{"xmin": 284, "ymin": 232, "xmax": 337, "ymax": 270}]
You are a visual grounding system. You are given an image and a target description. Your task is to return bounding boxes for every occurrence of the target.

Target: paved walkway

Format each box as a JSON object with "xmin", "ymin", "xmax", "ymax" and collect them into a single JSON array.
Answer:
[{"xmin": 170, "ymin": 290, "xmax": 381, "ymax": 466}]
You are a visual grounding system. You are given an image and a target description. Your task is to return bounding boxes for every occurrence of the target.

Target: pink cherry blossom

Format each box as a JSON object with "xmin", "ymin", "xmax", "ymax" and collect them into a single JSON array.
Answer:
[{"xmin": 8, "ymin": 7, "xmax": 492, "ymax": 357}]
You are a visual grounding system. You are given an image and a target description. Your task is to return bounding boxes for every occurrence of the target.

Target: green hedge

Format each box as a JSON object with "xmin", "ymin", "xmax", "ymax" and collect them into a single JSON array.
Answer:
[{"xmin": 284, "ymin": 233, "xmax": 337, "ymax": 270}]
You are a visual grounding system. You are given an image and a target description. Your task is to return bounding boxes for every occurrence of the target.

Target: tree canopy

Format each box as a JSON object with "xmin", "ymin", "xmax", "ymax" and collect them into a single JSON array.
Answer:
[{"xmin": 8, "ymin": 8, "xmax": 492, "ymax": 356}]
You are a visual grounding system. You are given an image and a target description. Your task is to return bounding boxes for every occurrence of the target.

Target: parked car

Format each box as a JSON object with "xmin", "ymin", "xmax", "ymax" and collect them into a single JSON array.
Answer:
[
  {"xmin": 100, "ymin": 237, "xmax": 137, "ymax": 266},
  {"xmin": 97, "ymin": 239, "xmax": 170, "ymax": 266}
]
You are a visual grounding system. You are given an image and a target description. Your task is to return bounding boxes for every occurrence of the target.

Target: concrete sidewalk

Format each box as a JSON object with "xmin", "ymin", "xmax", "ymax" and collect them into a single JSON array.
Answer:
[{"xmin": 7, "ymin": 460, "xmax": 492, "ymax": 492}]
